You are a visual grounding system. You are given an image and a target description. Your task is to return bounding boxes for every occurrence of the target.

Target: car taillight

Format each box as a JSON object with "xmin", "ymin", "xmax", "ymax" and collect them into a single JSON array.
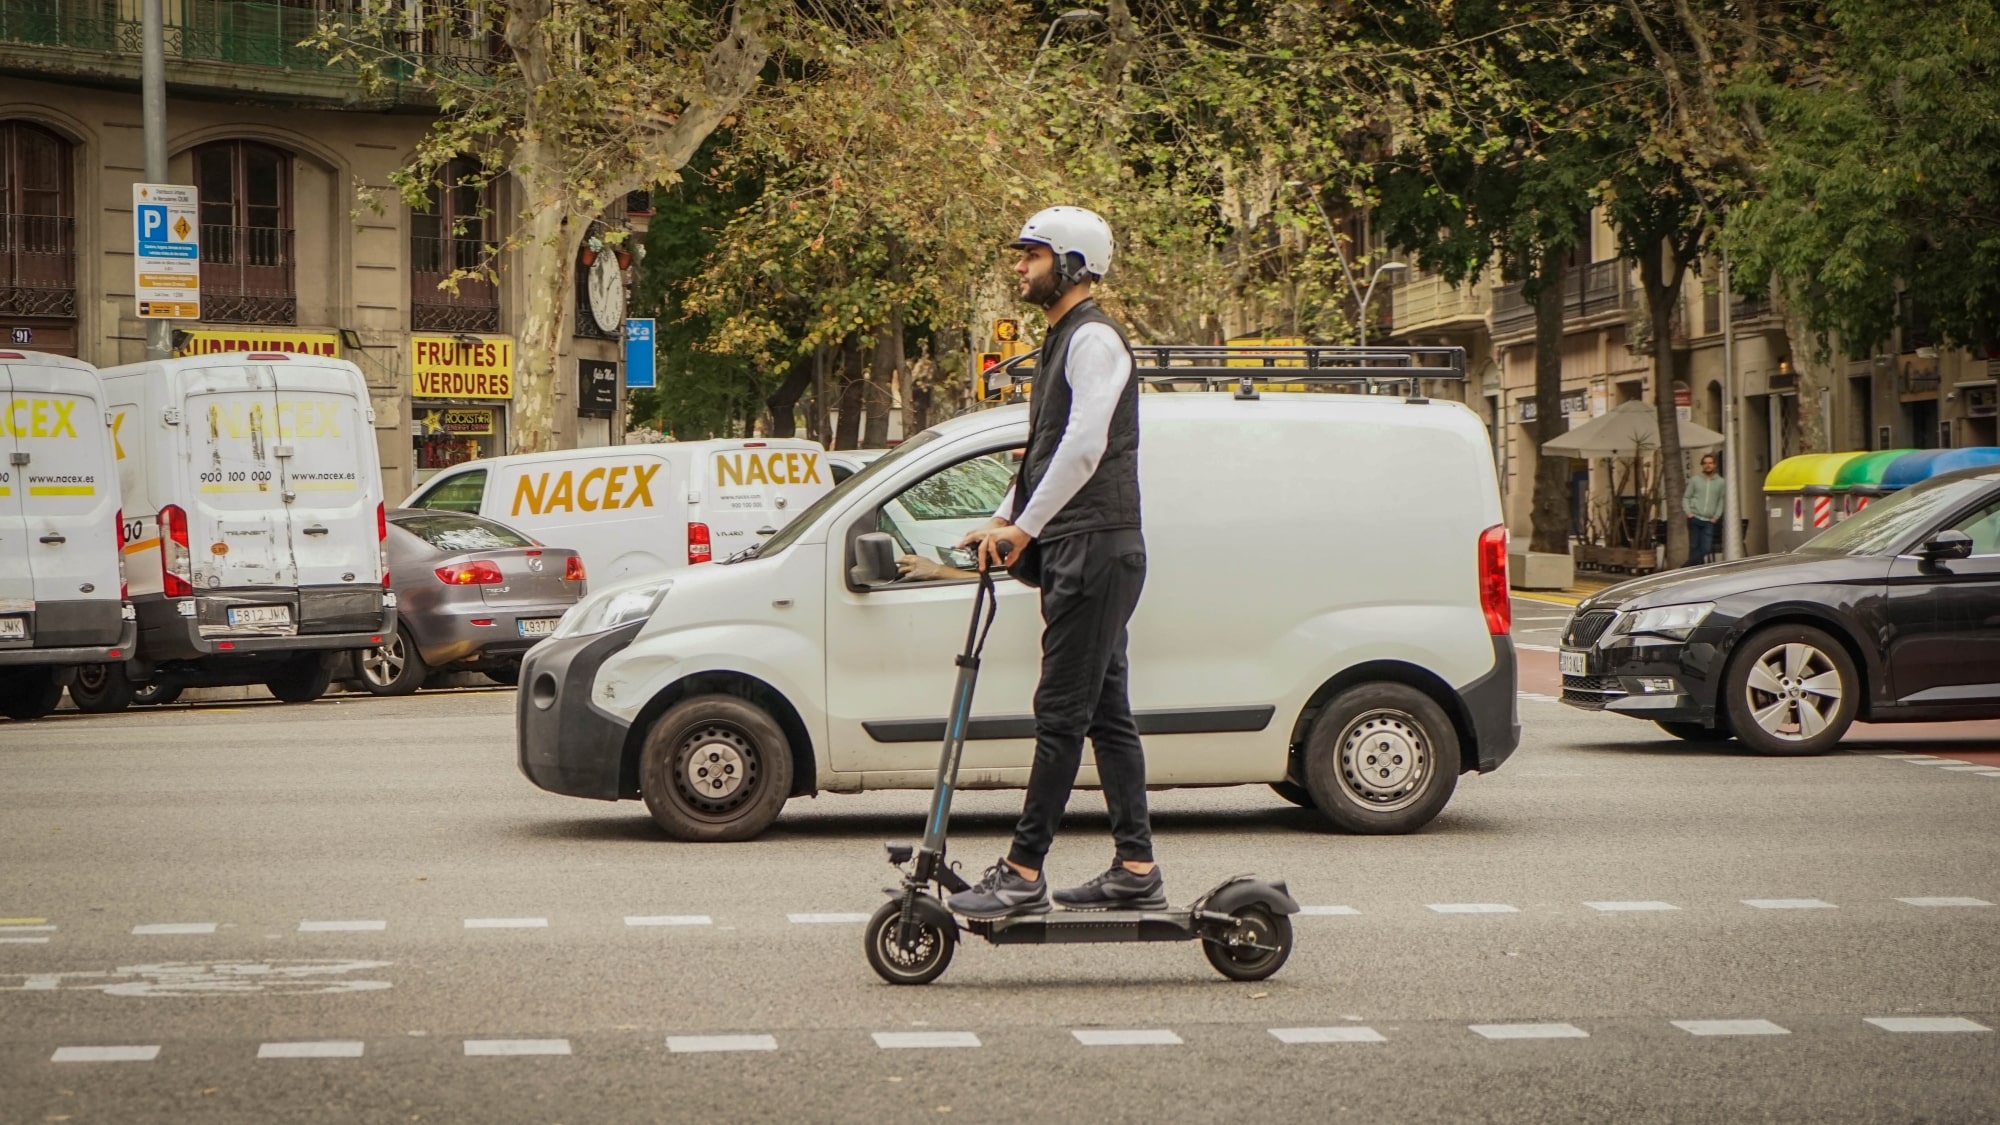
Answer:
[
  {"xmin": 377, "ymin": 502, "xmax": 390, "ymax": 588},
  {"xmin": 159, "ymin": 504, "xmax": 193, "ymax": 597},
  {"xmin": 115, "ymin": 508, "xmax": 129, "ymax": 601},
  {"xmin": 435, "ymin": 560, "xmax": 505, "ymax": 585},
  {"xmin": 1478, "ymin": 523, "xmax": 1510, "ymax": 635},
  {"xmin": 688, "ymin": 522, "xmax": 711, "ymax": 565},
  {"xmin": 564, "ymin": 556, "xmax": 586, "ymax": 582}
]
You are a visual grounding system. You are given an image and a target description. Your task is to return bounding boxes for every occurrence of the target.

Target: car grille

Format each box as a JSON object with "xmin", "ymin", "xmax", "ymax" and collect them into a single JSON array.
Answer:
[
  {"xmin": 1565, "ymin": 610, "xmax": 1618, "ymax": 648},
  {"xmin": 1560, "ymin": 674, "xmax": 1625, "ymax": 709}
]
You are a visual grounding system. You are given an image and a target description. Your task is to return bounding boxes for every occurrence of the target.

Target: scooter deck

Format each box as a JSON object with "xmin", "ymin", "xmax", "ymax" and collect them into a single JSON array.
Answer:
[{"xmin": 972, "ymin": 909, "xmax": 1201, "ymax": 945}]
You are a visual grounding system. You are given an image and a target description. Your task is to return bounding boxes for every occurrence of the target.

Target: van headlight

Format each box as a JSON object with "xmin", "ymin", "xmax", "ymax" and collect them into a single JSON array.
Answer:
[
  {"xmin": 1615, "ymin": 602, "xmax": 1713, "ymax": 640},
  {"xmin": 560, "ymin": 580, "xmax": 672, "ymax": 637}
]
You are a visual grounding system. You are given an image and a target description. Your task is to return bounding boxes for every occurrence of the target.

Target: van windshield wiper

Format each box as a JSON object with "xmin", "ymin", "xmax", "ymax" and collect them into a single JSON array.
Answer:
[{"xmin": 722, "ymin": 543, "xmax": 762, "ymax": 564}]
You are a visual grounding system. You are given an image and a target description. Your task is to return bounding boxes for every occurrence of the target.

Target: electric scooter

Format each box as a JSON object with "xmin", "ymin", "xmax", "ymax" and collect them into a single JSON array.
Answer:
[{"xmin": 863, "ymin": 559, "xmax": 1300, "ymax": 986}]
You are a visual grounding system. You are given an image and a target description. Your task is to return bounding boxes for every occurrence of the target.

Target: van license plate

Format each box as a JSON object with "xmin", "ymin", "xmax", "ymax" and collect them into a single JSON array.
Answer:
[
  {"xmin": 228, "ymin": 605, "xmax": 292, "ymax": 627},
  {"xmin": 1559, "ymin": 650, "xmax": 1589, "ymax": 677},
  {"xmin": 517, "ymin": 618, "xmax": 559, "ymax": 638},
  {"xmin": 0, "ymin": 617, "xmax": 25, "ymax": 640}
]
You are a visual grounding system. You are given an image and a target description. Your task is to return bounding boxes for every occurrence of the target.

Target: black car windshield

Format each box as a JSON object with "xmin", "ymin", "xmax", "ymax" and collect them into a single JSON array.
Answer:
[
  {"xmin": 392, "ymin": 511, "xmax": 534, "ymax": 552},
  {"xmin": 1796, "ymin": 475, "xmax": 1993, "ymax": 556},
  {"xmin": 739, "ymin": 431, "xmax": 941, "ymax": 561}
]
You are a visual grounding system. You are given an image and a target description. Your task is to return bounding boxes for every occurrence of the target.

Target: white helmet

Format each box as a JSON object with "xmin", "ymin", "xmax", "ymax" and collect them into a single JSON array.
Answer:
[{"xmin": 1009, "ymin": 206, "xmax": 1114, "ymax": 280}]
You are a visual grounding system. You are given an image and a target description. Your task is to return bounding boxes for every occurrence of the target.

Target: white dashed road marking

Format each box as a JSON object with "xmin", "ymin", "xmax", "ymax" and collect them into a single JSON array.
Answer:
[
  {"xmin": 667, "ymin": 1035, "xmax": 777, "ymax": 1053},
  {"xmin": 1270, "ymin": 1027, "xmax": 1386, "ymax": 1044},
  {"xmin": 1428, "ymin": 903, "xmax": 1519, "ymax": 914},
  {"xmin": 1880, "ymin": 754, "xmax": 1943, "ymax": 761},
  {"xmin": 1073, "ymin": 1029, "xmax": 1183, "ymax": 1046},
  {"xmin": 1865, "ymin": 1017, "xmax": 1991, "ymax": 1034},
  {"xmin": 1585, "ymin": 901, "xmax": 1679, "ymax": 912},
  {"xmin": 463, "ymin": 918, "xmax": 548, "ymax": 929},
  {"xmin": 464, "ymin": 1039, "xmax": 572, "ymax": 1056},
  {"xmin": 52, "ymin": 1046, "xmax": 159, "ymax": 1062},
  {"xmin": 627, "ymin": 915, "xmax": 713, "ymax": 927},
  {"xmin": 788, "ymin": 913, "xmax": 871, "ymax": 924},
  {"xmin": 0, "ymin": 924, "xmax": 55, "ymax": 931},
  {"xmin": 0, "ymin": 936, "xmax": 51, "ymax": 943},
  {"xmin": 1742, "ymin": 899, "xmax": 1836, "ymax": 910},
  {"xmin": 1940, "ymin": 764, "xmax": 1997, "ymax": 772},
  {"xmin": 1518, "ymin": 692, "xmax": 1560, "ymax": 704},
  {"xmin": 1672, "ymin": 1020, "xmax": 1789, "ymax": 1037},
  {"xmin": 1897, "ymin": 897, "xmax": 1993, "ymax": 908},
  {"xmin": 132, "ymin": 923, "xmax": 216, "ymax": 935},
  {"xmin": 873, "ymin": 1031, "xmax": 981, "ymax": 1049},
  {"xmin": 1470, "ymin": 1023, "xmax": 1588, "ymax": 1040},
  {"xmin": 258, "ymin": 1041, "xmax": 364, "ymax": 1059},
  {"xmin": 299, "ymin": 920, "xmax": 387, "ymax": 932},
  {"xmin": 1296, "ymin": 905, "xmax": 1360, "ymax": 916}
]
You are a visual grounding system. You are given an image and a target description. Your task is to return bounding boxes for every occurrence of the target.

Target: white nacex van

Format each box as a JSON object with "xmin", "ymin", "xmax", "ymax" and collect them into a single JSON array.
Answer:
[
  {"xmin": 88, "ymin": 352, "xmax": 394, "ymax": 708},
  {"xmin": 404, "ymin": 439, "xmax": 833, "ymax": 583},
  {"xmin": 0, "ymin": 351, "xmax": 137, "ymax": 721},
  {"xmin": 517, "ymin": 355, "xmax": 1518, "ymax": 843}
]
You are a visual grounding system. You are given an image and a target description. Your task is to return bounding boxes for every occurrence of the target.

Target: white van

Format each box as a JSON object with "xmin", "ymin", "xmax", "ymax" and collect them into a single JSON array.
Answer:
[
  {"xmin": 404, "ymin": 439, "xmax": 833, "ymax": 583},
  {"xmin": 91, "ymin": 352, "xmax": 394, "ymax": 707},
  {"xmin": 0, "ymin": 351, "xmax": 137, "ymax": 721},
  {"xmin": 516, "ymin": 374, "xmax": 1518, "ymax": 842}
]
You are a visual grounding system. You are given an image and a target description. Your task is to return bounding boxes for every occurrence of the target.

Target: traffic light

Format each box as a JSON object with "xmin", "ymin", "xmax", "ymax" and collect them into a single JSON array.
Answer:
[
  {"xmin": 993, "ymin": 318, "xmax": 1019, "ymax": 343},
  {"xmin": 976, "ymin": 352, "xmax": 1003, "ymax": 400}
]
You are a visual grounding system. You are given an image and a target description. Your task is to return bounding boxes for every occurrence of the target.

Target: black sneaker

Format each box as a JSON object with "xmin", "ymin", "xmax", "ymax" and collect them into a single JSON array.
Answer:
[
  {"xmin": 1055, "ymin": 861, "xmax": 1168, "ymax": 912},
  {"xmin": 947, "ymin": 858, "xmax": 1051, "ymax": 920}
]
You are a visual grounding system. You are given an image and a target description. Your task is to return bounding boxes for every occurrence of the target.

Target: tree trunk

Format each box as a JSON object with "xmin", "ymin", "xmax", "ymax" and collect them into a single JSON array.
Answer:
[
  {"xmin": 1637, "ymin": 240, "xmax": 1689, "ymax": 567},
  {"xmin": 764, "ymin": 354, "xmax": 812, "ymax": 438},
  {"xmin": 1770, "ymin": 277, "xmax": 1831, "ymax": 453},
  {"xmin": 864, "ymin": 319, "xmax": 897, "ymax": 449},
  {"xmin": 907, "ymin": 346, "xmax": 937, "ymax": 434},
  {"xmin": 834, "ymin": 337, "xmax": 863, "ymax": 451},
  {"xmin": 1528, "ymin": 248, "xmax": 1572, "ymax": 556},
  {"xmin": 509, "ymin": 182, "xmax": 581, "ymax": 454}
]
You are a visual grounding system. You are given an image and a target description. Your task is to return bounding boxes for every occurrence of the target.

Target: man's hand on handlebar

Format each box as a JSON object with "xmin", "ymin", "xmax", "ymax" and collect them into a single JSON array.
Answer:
[{"xmin": 958, "ymin": 520, "xmax": 1032, "ymax": 573}]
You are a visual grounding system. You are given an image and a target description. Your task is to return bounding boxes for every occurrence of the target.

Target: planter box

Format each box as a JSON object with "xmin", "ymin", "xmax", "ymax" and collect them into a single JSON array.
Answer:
[{"xmin": 1508, "ymin": 550, "xmax": 1574, "ymax": 590}]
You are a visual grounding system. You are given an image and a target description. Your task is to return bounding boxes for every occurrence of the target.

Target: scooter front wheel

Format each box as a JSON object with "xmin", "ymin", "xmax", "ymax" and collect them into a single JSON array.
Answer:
[
  {"xmin": 864, "ymin": 900, "xmax": 955, "ymax": 986},
  {"xmin": 1203, "ymin": 905, "xmax": 1293, "ymax": 982}
]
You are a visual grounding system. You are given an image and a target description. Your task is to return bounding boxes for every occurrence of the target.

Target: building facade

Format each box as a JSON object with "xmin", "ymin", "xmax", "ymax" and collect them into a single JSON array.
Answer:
[{"xmin": 0, "ymin": 0, "xmax": 635, "ymax": 498}]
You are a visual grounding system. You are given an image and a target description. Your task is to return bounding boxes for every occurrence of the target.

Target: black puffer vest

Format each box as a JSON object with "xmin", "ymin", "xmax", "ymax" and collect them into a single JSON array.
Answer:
[{"xmin": 1012, "ymin": 299, "xmax": 1141, "ymax": 542}]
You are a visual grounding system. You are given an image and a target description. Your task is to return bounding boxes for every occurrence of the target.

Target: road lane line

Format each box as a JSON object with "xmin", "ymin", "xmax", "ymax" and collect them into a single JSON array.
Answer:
[
  {"xmin": 788, "ymin": 913, "xmax": 871, "ymax": 924},
  {"xmin": 464, "ymin": 1039, "xmax": 572, "ymax": 1055},
  {"xmin": 259, "ymin": 1041, "xmax": 364, "ymax": 1059},
  {"xmin": 1672, "ymin": 1020, "xmax": 1789, "ymax": 1036},
  {"xmin": 1742, "ymin": 899, "xmax": 1836, "ymax": 909},
  {"xmin": 627, "ymin": 915, "xmax": 713, "ymax": 927},
  {"xmin": 0, "ymin": 917, "xmax": 49, "ymax": 925},
  {"xmin": 299, "ymin": 920, "xmax": 387, "ymax": 932},
  {"xmin": 1939, "ymin": 764, "xmax": 1997, "ymax": 772},
  {"xmin": 1296, "ymin": 905, "xmax": 1360, "ymax": 916},
  {"xmin": 1879, "ymin": 754, "xmax": 1942, "ymax": 760},
  {"xmin": 1470, "ymin": 1023, "xmax": 1588, "ymax": 1040},
  {"xmin": 0, "ymin": 937, "xmax": 52, "ymax": 943},
  {"xmin": 132, "ymin": 923, "xmax": 217, "ymax": 934},
  {"xmin": 667, "ymin": 1035, "xmax": 777, "ymax": 1053},
  {"xmin": 1897, "ymin": 897, "xmax": 1993, "ymax": 908},
  {"xmin": 52, "ymin": 1046, "xmax": 160, "ymax": 1062},
  {"xmin": 0, "ymin": 925, "xmax": 57, "ymax": 931},
  {"xmin": 1270, "ymin": 1027, "xmax": 1385, "ymax": 1044},
  {"xmin": 1864, "ymin": 1017, "xmax": 1991, "ymax": 1034},
  {"xmin": 1073, "ymin": 1029, "xmax": 1183, "ymax": 1046},
  {"xmin": 873, "ymin": 1031, "xmax": 981, "ymax": 1049},
  {"xmin": 463, "ymin": 918, "xmax": 548, "ymax": 929},
  {"xmin": 1584, "ymin": 901, "xmax": 1679, "ymax": 912},
  {"xmin": 1427, "ymin": 903, "xmax": 1519, "ymax": 914}
]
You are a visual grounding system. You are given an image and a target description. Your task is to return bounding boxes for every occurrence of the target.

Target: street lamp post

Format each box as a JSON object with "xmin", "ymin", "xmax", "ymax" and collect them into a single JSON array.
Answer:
[
  {"xmin": 1286, "ymin": 181, "xmax": 1404, "ymax": 347},
  {"xmin": 1025, "ymin": 9, "xmax": 1105, "ymax": 85}
]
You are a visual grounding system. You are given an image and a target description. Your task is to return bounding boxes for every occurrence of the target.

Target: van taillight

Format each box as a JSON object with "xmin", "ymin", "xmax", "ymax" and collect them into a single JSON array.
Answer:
[
  {"xmin": 115, "ymin": 508, "xmax": 129, "ymax": 600},
  {"xmin": 1478, "ymin": 524, "xmax": 1510, "ymax": 635},
  {"xmin": 564, "ymin": 556, "xmax": 587, "ymax": 582},
  {"xmin": 377, "ymin": 501, "xmax": 390, "ymax": 588},
  {"xmin": 435, "ymin": 560, "xmax": 504, "ymax": 585},
  {"xmin": 160, "ymin": 504, "xmax": 193, "ymax": 597},
  {"xmin": 688, "ymin": 522, "xmax": 711, "ymax": 565}
]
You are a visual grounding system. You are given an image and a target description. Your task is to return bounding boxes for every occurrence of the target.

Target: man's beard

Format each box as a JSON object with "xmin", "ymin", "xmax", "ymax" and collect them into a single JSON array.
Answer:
[{"xmin": 1020, "ymin": 269, "xmax": 1060, "ymax": 307}]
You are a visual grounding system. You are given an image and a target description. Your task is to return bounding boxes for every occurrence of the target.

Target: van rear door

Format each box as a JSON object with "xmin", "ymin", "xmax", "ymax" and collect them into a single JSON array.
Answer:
[
  {"xmin": 5, "ymin": 357, "xmax": 122, "ymax": 647},
  {"xmin": 704, "ymin": 441, "xmax": 829, "ymax": 557},
  {"xmin": 184, "ymin": 365, "xmax": 295, "ymax": 589},
  {"xmin": 0, "ymin": 362, "xmax": 30, "ymax": 647},
  {"xmin": 271, "ymin": 364, "xmax": 376, "ymax": 592}
]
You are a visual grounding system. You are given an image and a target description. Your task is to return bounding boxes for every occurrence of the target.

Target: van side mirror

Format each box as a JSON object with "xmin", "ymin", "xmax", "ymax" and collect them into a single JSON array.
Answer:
[
  {"xmin": 1920, "ymin": 529, "xmax": 1975, "ymax": 561},
  {"xmin": 850, "ymin": 532, "xmax": 899, "ymax": 588}
]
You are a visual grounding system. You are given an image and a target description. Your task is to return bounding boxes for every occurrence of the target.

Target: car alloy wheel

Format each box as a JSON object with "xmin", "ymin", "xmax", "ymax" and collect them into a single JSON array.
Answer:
[
  {"xmin": 1741, "ymin": 641, "xmax": 1844, "ymax": 742},
  {"xmin": 360, "ymin": 633, "xmax": 406, "ymax": 688}
]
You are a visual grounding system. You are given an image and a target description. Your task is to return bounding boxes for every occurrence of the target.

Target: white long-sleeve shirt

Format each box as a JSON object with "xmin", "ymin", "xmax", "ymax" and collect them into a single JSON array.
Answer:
[{"xmin": 997, "ymin": 322, "xmax": 1133, "ymax": 539}]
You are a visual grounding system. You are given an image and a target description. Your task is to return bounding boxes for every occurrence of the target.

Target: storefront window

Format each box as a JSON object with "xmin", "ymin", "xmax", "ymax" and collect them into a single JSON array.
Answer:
[{"xmin": 412, "ymin": 404, "xmax": 505, "ymax": 482}]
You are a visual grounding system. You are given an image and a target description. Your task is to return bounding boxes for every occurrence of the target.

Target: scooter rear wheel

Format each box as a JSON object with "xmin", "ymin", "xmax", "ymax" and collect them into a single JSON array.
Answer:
[
  {"xmin": 864, "ymin": 900, "xmax": 954, "ymax": 986},
  {"xmin": 1203, "ymin": 905, "xmax": 1292, "ymax": 982}
]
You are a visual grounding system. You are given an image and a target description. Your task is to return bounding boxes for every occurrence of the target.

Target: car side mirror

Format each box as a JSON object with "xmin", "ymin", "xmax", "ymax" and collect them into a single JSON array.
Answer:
[
  {"xmin": 849, "ymin": 532, "xmax": 899, "ymax": 588},
  {"xmin": 1920, "ymin": 529, "xmax": 1975, "ymax": 561}
]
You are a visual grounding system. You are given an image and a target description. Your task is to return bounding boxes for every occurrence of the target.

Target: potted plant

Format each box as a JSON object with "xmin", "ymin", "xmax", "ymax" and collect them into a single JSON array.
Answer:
[{"xmin": 580, "ymin": 234, "xmax": 604, "ymax": 267}]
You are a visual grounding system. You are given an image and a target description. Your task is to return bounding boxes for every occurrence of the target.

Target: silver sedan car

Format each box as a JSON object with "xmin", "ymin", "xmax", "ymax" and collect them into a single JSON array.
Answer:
[{"xmin": 353, "ymin": 509, "xmax": 585, "ymax": 695}]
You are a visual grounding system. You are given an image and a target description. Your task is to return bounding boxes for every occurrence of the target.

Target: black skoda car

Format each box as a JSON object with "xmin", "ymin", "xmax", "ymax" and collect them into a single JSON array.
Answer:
[{"xmin": 1559, "ymin": 464, "xmax": 2000, "ymax": 755}]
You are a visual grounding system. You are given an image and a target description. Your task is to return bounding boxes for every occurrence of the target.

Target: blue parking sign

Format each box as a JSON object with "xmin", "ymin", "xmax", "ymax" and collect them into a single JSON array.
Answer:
[{"xmin": 624, "ymin": 318, "xmax": 656, "ymax": 388}]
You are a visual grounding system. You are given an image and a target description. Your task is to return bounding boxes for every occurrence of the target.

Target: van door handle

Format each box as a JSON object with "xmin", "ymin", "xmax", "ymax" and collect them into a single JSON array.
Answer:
[
  {"xmin": 757, "ymin": 526, "xmax": 778, "ymax": 536},
  {"xmin": 38, "ymin": 533, "xmax": 65, "ymax": 545},
  {"xmin": 303, "ymin": 525, "xmax": 329, "ymax": 536}
]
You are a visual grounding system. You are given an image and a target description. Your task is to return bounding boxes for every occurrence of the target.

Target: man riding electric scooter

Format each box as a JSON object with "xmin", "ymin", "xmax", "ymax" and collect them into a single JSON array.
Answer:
[{"xmin": 951, "ymin": 205, "xmax": 1162, "ymax": 920}]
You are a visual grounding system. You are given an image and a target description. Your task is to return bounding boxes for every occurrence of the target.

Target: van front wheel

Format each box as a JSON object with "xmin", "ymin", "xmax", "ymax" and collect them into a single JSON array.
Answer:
[
  {"xmin": 1303, "ymin": 683, "xmax": 1460, "ymax": 835},
  {"xmin": 639, "ymin": 695, "xmax": 794, "ymax": 842},
  {"xmin": 69, "ymin": 663, "xmax": 135, "ymax": 713}
]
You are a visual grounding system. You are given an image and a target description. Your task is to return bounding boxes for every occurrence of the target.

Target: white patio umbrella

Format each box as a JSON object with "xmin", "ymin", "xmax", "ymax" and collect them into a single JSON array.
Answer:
[{"xmin": 1539, "ymin": 399, "xmax": 1724, "ymax": 457}]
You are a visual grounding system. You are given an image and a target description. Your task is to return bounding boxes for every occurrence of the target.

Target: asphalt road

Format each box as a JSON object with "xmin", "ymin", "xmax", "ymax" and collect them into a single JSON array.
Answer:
[{"xmin": 4, "ymin": 599, "xmax": 1997, "ymax": 1124}]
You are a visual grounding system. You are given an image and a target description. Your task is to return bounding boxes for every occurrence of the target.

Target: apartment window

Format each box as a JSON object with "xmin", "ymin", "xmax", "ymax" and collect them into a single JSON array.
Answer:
[
  {"xmin": 195, "ymin": 140, "xmax": 295, "ymax": 324},
  {"xmin": 411, "ymin": 159, "xmax": 499, "ymax": 332},
  {"xmin": 0, "ymin": 121, "xmax": 75, "ymax": 321}
]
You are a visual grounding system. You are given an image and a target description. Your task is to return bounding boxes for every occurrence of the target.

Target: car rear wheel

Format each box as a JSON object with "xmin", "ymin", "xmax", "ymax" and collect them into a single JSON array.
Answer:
[
  {"xmin": 357, "ymin": 627, "xmax": 427, "ymax": 696},
  {"xmin": 1722, "ymin": 625, "xmax": 1857, "ymax": 756},
  {"xmin": 265, "ymin": 656, "xmax": 333, "ymax": 704},
  {"xmin": 132, "ymin": 681, "xmax": 183, "ymax": 707},
  {"xmin": 1302, "ymin": 682, "xmax": 1460, "ymax": 834},
  {"xmin": 0, "ymin": 668, "xmax": 63, "ymax": 721},
  {"xmin": 68, "ymin": 663, "xmax": 135, "ymax": 714},
  {"xmin": 639, "ymin": 694, "xmax": 794, "ymax": 842}
]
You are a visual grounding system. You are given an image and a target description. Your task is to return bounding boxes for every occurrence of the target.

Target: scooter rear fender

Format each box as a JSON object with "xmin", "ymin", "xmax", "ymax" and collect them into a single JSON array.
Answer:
[{"xmin": 1195, "ymin": 875, "xmax": 1301, "ymax": 918}]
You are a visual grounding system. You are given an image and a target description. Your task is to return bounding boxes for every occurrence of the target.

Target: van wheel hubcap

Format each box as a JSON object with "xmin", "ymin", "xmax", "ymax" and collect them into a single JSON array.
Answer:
[
  {"xmin": 1743, "ymin": 642, "xmax": 1843, "ymax": 741},
  {"xmin": 1336, "ymin": 710, "xmax": 1430, "ymax": 812},
  {"xmin": 676, "ymin": 725, "xmax": 756, "ymax": 812},
  {"xmin": 362, "ymin": 635, "xmax": 405, "ymax": 685}
]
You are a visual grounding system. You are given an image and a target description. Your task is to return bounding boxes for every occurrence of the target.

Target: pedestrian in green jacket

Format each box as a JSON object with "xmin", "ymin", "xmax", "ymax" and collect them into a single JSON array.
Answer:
[{"xmin": 1684, "ymin": 454, "xmax": 1726, "ymax": 566}]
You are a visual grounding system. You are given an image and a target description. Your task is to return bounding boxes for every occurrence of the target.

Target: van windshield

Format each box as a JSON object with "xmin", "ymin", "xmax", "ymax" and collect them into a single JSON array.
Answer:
[{"xmin": 735, "ymin": 431, "xmax": 939, "ymax": 561}]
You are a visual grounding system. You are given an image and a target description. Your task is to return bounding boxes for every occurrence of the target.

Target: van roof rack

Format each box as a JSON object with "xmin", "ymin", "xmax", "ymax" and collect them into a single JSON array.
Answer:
[{"xmin": 980, "ymin": 344, "xmax": 1466, "ymax": 401}]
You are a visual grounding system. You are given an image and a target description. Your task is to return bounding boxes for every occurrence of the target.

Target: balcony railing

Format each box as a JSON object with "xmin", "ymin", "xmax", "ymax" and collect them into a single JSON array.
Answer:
[
  {"xmin": 412, "ymin": 235, "xmax": 500, "ymax": 333},
  {"xmin": 1388, "ymin": 269, "xmax": 1490, "ymax": 335},
  {"xmin": 201, "ymin": 223, "xmax": 295, "ymax": 325},
  {"xmin": 1492, "ymin": 259, "xmax": 1632, "ymax": 337},
  {"xmin": 0, "ymin": 213, "xmax": 76, "ymax": 318}
]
